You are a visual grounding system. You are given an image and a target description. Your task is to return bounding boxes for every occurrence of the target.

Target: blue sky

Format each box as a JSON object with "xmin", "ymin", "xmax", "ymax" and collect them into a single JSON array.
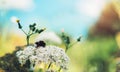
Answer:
[{"xmin": 0, "ymin": 0, "xmax": 111, "ymax": 38}]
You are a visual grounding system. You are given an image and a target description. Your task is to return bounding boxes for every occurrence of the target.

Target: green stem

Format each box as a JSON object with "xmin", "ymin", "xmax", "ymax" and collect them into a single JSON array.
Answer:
[
  {"xmin": 26, "ymin": 32, "xmax": 36, "ymax": 46},
  {"xmin": 28, "ymin": 29, "xmax": 31, "ymax": 35},
  {"xmin": 58, "ymin": 67, "xmax": 61, "ymax": 72},
  {"xmin": 69, "ymin": 41, "xmax": 77, "ymax": 48},
  {"xmin": 20, "ymin": 28, "xmax": 30, "ymax": 45},
  {"xmin": 29, "ymin": 32, "xmax": 35, "ymax": 36},
  {"xmin": 65, "ymin": 44, "xmax": 69, "ymax": 52},
  {"xmin": 65, "ymin": 41, "xmax": 78, "ymax": 52},
  {"xmin": 21, "ymin": 28, "xmax": 27, "ymax": 35},
  {"xmin": 27, "ymin": 35, "xmax": 30, "ymax": 45},
  {"xmin": 47, "ymin": 62, "xmax": 52, "ymax": 70}
]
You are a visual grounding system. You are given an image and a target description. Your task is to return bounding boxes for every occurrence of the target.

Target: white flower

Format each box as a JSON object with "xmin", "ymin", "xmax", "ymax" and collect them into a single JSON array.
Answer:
[
  {"xmin": 23, "ymin": 46, "xmax": 35, "ymax": 57},
  {"xmin": 18, "ymin": 55, "xmax": 28, "ymax": 65},
  {"xmin": 16, "ymin": 45, "xmax": 69, "ymax": 70},
  {"xmin": 16, "ymin": 50, "xmax": 23, "ymax": 57},
  {"xmin": 36, "ymin": 45, "xmax": 70, "ymax": 70},
  {"xmin": 16, "ymin": 46, "xmax": 36, "ymax": 65},
  {"xmin": 35, "ymin": 32, "xmax": 62, "ymax": 45},
  {"xmin": 29, "ymin": 55, "xmax": 38, "ymax": 65}
]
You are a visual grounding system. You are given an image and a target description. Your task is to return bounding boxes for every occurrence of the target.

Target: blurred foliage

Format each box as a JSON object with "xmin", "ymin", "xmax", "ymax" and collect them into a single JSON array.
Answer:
[
  {"xmin": 0, "ymin": 46, "xmax": 29, "ymax": 72},
  {"xmin": 67, "ymin": 37, "xmax": 118, "ymax": 72}
]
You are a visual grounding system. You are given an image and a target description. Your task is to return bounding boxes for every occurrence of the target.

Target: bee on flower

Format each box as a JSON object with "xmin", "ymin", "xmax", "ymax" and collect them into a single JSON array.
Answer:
[{"xmin": 16, "ymin": 41, "xmax": 70, "ymax": 72}]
